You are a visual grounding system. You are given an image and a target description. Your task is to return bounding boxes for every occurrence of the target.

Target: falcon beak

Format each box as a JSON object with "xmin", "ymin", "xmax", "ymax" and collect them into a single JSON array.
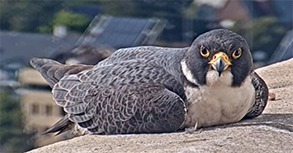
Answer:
[{"xmin": 208, "ymin": 52, "xmax": 232, "ymax": 76}]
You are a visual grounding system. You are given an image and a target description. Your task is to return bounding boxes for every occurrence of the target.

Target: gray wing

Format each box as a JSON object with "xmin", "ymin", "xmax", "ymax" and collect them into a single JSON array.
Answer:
[
  {"xmin": 244, "ymin": 72, "xmax": 268, "ymax": 118},
  {"xmin": 53, "ymin": 59, "xmax": 187, "ymax": 134},
  {"xmin": 97, "ymin": 46, "xmax": 188, "ymax": 86},
  {"xmin": 97, "ymin": 46, "xmax": 188, "ymax": 67}
]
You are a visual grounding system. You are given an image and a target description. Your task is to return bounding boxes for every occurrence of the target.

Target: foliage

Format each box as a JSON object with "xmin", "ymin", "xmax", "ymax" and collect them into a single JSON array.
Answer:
[
  {"xmin": 52, "ymin": 11, "xmax": 91, "ymax": 32},
  {"xmin": 230, "ymin": 17, "xmax": 286, "ymax": 59},
  {"xmin": 182, "ymin": 1, "xmax": 198, "ymax": 19},
  {"xmin": 0, "ymin": 0, "xmax": 69, "ymax": 32},
  {"xmin": 1, "ymin": 1, "xmax": 287, "ymax": 61},
  {"xmin": 0, "ymin": 89, "xmax": 35, "ymax": 153},
  {"xmin": 0, "ymin": 0, "xmax": 194, "ymax": 34},
  {"xmin": 250, "ymin": 17, "xmax": 286, "ymax": 56}
]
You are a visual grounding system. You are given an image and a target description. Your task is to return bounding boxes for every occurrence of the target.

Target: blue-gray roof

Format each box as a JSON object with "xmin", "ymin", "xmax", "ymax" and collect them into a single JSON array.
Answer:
[
  {"xmin": 0, "ymin": 31, "xmax": 79, "ymax": 68},
  {"xmin": 76, "ymin": 15, "xmax": 167, "ymax": 48},
  {"xmin": 0, "ymin": 16, "xmax": 166, "ymax": 69}
]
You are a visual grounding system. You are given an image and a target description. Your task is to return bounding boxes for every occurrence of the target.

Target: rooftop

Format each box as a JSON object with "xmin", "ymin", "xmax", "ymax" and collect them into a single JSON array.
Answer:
[{"xmin": 0, "ymin": 31, "xmax": 79, "ymax": 68}]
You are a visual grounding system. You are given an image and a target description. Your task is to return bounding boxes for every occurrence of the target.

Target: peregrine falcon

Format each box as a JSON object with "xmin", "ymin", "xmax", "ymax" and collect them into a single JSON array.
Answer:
[{"xmin": 30, "ymin": 29, "xmax": 268, "ymax": 135}]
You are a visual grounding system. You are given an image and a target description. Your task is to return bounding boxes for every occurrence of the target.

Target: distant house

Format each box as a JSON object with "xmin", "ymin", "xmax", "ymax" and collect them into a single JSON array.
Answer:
[
  {"xmin": 18, "ymin": 68, "xmax": 71, "ymax": 147},
  {"xmin": 216, "ymin": 0, "xmax": 252, "ymax": 27},
  {"xmin": 0, "ymin": 30, "xmax": 79, "ymax": 147},
  {"xmin": 7, "ymin": 14, "xmax": 168, "ymax": 148},
  {"xmin": 217, "ymin": 0, "xmax": 293, "ymax": 26},
  {"xmin": 0, "ymin": 31, "xmax": 80, "ymax": 90},
  {"xmin": 0, "ymin": 31, "xmax": 79, "ymax": 147},
  {"xmin": 0, "ymin": 31, "xmax": 79, "ymax": 67}
]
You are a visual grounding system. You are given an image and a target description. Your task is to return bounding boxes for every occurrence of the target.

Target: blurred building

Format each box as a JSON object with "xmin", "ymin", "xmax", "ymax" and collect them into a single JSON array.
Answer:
[
  {"xmin": 76, "ymin": 15, "xmax": 167, "ymax": 48},
  {"xmin": 18, "ymin": 68, "xmax": 71, "ymax": 147},
  {"xmin": 0, "ymin": 31, "xmax": 79, "ymax": 67},
  {"xmin": 64, "ymin": 45, "xmax": 114, "ymax": 65},
  {"xmin": 0, "ymin": 29, "xmax": 78, "ymax": 147},
  {"xmin": 1, "ymin": 14, "xmax": 168, "ymax": 148},
  {"xmin": 0, "ymin": 31, "xmax": 80, "ymax": 91},
  {"xmin": 195, "ymin": 0, "xmax": 293, "ymax": 28}
]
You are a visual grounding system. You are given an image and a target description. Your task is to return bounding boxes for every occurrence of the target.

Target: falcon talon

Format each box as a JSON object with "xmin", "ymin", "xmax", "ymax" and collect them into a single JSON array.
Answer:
[
  {"xmin": 31, "ymin": 29, "xmax": 268, "ymax": 135},
  {"xmin": 184, "ymin": 122, "xmax": 202, "ymax": 134},
  {"xmin": 269, "ymin": 92, "xmax": 276, "ymax": 101},
  {"xmin": 184, "ymin": 127, "xmax": 197, "ymax": 134}
]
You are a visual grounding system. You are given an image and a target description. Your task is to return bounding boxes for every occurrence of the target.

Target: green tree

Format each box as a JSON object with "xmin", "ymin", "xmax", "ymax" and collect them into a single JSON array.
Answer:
[
  {"xmin": 0, "ymin": 0, "xmax": 195, "ymax": 33},
  {"xmin": 95, "ymin": 0, "xmax": 193, "ymax": 18},
  {"xmin": 0, "ymin": 0, "xmax": 69, "ymax": 32},
  {"xmin": 52, "ymin": 11, "xmax": 91, "ymax": 32},
  {"xmin": 250, "ymin": 17, "xmax": 286, "ymax": 57},
  {"xmin": 182, "ymin": 1, "xmax": 198, "ymax": 19},
  {"xmin": 0, "ymin": 89, "xmax": 35, "ymax": 153}
]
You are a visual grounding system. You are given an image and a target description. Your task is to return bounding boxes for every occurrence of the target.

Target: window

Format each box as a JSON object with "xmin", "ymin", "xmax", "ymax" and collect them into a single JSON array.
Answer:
[
  {"xmin": 32, "ymin": 104, "xmax": 39, "ymax": 114},
  {"xmin": 45, "ymin": 105, "xmax": 53, "ymax": 116}
]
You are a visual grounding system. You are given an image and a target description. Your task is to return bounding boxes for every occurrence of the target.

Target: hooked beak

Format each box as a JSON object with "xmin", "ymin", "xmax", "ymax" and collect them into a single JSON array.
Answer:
[{"xmin": 208, "ymin": 52, "xmax": 232, "ymax": 76}]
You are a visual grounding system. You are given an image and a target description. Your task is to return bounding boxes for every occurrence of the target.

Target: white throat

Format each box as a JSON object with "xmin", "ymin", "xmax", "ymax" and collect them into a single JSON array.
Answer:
[
  {"xmin": 181, "ymin": 60, "xmax": 255, "ymax": 128},
  {"xmin": 181, "ymin": 59, "xmax": 233, "ymax": 87},
  {"xmin": 205, "ymin": 70, "xmax": 233, "ymax": 87}
]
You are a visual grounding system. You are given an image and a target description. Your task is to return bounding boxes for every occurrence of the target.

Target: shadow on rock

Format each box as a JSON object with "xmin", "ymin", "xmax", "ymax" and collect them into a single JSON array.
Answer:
[{"xmin": 203, "ymin": 113, "xmax": 293, "ymax": 132}]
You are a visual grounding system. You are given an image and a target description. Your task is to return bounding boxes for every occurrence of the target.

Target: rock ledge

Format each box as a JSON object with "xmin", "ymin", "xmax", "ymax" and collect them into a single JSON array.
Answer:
[{"xmin": 28, "ymin": 58, "xmax": 293, "ymax": 153}]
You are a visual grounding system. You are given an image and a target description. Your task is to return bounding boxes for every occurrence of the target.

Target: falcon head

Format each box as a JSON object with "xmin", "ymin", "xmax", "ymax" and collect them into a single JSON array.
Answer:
[{"xmin": 182, "ymin": 29, "xmax": 253, "ymax": 87}]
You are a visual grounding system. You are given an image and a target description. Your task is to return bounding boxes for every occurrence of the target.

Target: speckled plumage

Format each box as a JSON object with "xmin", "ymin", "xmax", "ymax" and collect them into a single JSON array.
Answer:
[
  {"xmin": 30, "ymin": 29, "xmax": 268, "ymax": 135},
  {"xmin": 32, "ymin": 47, "xmax": 189, "ymax": 134}
]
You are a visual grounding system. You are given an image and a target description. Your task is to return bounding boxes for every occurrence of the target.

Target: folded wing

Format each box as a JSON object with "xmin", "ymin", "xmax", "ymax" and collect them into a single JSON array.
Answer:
[
  {"xmin": 244, "ymin": 72, "xmax": 268, "ymax": 118},
  {"xmin": 33, "ymin": 58, "xmax": 187, "ymax": 134}
]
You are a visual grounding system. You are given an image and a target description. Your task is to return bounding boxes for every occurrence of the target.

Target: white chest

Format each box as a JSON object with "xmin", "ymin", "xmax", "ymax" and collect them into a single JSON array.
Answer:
[{"xmin": 184, "ymin": 71, "xmax": 255, "ymax": 128}]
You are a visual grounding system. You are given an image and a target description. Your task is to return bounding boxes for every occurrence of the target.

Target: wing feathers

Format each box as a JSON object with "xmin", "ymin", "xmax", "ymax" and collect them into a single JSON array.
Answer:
[
  {"xmin": 33, "ymin": 56, "xmax": 187, "ymax": 135},
  {"xmin": 70, "ymin": 84, "xmax": 186, "ymax": 134},
  {"xmin": 245, "ymin": 72, "xmax": 268, "ymax": 118}
]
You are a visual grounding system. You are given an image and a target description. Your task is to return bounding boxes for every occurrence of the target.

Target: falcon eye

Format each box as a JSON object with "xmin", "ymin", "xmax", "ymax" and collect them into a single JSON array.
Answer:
[
  {"xmin": 200, "ymin": 45, "xmax": 210, "ymax": 58},
  {"xmin": 232, "ymin": 48, "xmax": 242, "ymax": 59}
]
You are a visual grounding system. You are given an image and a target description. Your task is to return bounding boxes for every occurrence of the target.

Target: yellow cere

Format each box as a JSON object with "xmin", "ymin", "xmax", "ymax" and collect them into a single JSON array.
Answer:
[{"xmin": 208, "ymin": 52, "xmax": 232, "ymax": 66}]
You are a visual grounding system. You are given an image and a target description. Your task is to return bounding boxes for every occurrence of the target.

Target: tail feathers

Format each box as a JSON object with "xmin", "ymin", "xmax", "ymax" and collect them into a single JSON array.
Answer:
[
  {"xmin": 30, "ymin": 58, "xmax": 93, "ymax": 87},
  {"xmin": 30, "ymin": 58, "xmax": 61, "ymax": 87},
  {"xmin": 43, "ymin": 115, "xmax": 73, "ymax": 135}
]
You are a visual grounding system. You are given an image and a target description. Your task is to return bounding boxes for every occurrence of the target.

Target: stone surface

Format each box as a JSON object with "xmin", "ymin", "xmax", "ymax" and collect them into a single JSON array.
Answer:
[{"xmin": 27, "ymin": 58, "xmax": 293, "ymax": 153}]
